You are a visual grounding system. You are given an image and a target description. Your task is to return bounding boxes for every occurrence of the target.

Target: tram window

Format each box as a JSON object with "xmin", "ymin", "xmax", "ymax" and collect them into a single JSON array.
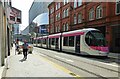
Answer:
[
  {"xmin": 63, "ymin": 37, "xmax": 68, "ymax": 46},
  {"xmin": 49, "ymin": 39, "xmax": 51, "ymax": 45},
  {"xmin": 115, "ymin": 38, "xmax": 120, "ymax": 47},
  {"xmin": 43, "ymin": 39, "xmax": 46, "ymax": 44},
  {"xmin": 69, "ymin": 36, "xmax": 74, "ymax": 47},
  {"xmin": 52, "ymin": 38, "xmax": 55, "ymax": 45},
  {"xmin": 91, "ymin": 31, "xmax": 107, "ymax": 46},
  {"xmin": 85, "ymin": 31, "xmax": 107, "ymax": 46},
  {"xmin": 38, "ymin": 39, "xmax": 41, "ymax": 44},
  {"xmin": 85, "ymin": 32, "xmax": 96, "ymax": 46}
]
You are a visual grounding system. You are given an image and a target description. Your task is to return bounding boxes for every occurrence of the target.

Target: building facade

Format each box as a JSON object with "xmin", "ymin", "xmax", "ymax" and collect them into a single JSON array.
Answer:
[
  {"xmin": 0, "ymin": 0, "xmax": 12, "ymax": 66},
  {"xmin": 48, "ymin": 1, "xmax": 120, "ymax": 53},
  {"xmin": 29, "ymin": 1, "xmax": 51, "ymax": 41},
  {"xmin": 29, "ymin": 1, "xmax": 50, "ymax": 24}
]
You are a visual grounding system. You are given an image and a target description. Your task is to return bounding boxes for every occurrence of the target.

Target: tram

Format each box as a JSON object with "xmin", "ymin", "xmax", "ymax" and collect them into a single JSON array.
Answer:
[{"xmin": 34, "ymin": 28, "xmax": 109, "ymax": 56}]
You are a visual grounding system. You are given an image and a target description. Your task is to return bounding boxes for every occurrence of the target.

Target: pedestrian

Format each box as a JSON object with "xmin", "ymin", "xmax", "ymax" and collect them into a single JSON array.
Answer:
[
  {"xmin": 15, "ymin": 43, "xmax": 19, "ymax": 55},
  {"xmin": 22, "ymin": 40, "xmax": 28, "ymax": 60}
]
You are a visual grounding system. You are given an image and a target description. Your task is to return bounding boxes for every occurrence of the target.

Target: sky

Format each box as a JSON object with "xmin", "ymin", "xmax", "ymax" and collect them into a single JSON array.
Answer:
[{"xmin": 11, "ymin": 0, "xmax": 34, "ymax": 31}]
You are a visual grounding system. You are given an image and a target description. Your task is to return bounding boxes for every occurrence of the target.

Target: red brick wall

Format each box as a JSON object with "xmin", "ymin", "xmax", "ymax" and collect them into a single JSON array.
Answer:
[{"xmin": 48, "ymin": 2, "xmax": 120, "ymax": 52}]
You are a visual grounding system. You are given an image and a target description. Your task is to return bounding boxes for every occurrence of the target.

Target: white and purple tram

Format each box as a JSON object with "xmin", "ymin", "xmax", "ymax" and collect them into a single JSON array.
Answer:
[
  {"xmin": 34, "ymin": 28, "xmax": 109, "ymax": 56},
  {"xmin": 48, "ymin": 33, "xmax": 61, "ymax": 50}
]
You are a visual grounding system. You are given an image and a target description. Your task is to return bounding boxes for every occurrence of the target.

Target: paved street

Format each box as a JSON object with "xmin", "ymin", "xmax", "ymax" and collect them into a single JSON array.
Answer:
[
  {"xmin": 2, "ymin": 45, "xmax": 119, "ymax": 79},
  {"xmin": 4, "ymin": 45, "xmax": 78, "ymax": 78},
  {"xmin": 33, "ymin": 47, "xmax": 119, "ymax": 78},
  {"xmin": 0, "ymin": 1, "xmax": 120, "ymax": 79}
]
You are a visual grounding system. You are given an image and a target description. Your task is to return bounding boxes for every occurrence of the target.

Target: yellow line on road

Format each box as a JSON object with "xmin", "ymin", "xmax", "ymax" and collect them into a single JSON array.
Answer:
[{"xmin": 34, "ymin": 54, "xmax": 81, "ymax": 79}]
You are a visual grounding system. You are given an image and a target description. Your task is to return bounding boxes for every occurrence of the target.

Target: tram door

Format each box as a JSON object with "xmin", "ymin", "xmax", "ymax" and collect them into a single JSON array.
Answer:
[
  {"xmin": 49, "ymin": 39, "xmax": 51, "ymax": 48},
  {"xmin": 75, "ymin": 35, "xmax": 80, "ymax": 53},
  {"xmin": 55, "ymin": 38, "xmax": 59, "ymax": 49}
]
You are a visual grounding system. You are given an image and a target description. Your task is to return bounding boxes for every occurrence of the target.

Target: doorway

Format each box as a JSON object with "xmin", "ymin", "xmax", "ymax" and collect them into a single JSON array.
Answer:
[
  {"xmin": 55, "ymin": 38, "xmax": 59, "ymax": 49},
  {"xmin": 75, "ymin": 35, "xmax": 80, "ymax": 53}
]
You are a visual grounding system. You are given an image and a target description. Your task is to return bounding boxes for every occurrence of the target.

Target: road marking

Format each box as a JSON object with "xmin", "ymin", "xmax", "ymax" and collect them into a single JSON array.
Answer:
[
  {"xmin": 55, "ymin": 55, "xmax": 74, "ymax": 63},
  {"xmin": 38, "ymin": 53, "xmax": 46, "ymax": 57},
  {"xmin": 96, "ymin": 61, "xmax": 119, "ymax": 67},
  {"xmin": 108, "ymin": 56, "xmax": 119, "ymax": 59},
  {"xmin": 34, "ymin": 54, "xmax": 80, "ymax": 78}
]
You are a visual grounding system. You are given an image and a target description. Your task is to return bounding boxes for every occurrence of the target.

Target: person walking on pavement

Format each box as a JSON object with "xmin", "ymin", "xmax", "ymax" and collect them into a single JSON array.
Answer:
[
  {"xmin": 15, "ymin": 42, "xmax": 19, "ymax": 55},
  {"xmin": 22, "ymin": 40, "xmax": 28, "ymax": 60}
]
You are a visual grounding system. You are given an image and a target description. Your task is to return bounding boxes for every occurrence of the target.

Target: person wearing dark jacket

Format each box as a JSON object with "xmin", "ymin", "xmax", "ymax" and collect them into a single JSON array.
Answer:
[{"xmin": 22, "ymin": 41, "xmax": 28, "ymax": 60}]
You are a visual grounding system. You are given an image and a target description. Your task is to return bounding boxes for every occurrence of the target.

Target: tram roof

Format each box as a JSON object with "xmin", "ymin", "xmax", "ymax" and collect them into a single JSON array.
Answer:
[
  {"xmin": 62, "ymin": 28, "xmax": 98, "ymax": 35},
  {"xmin": 48, "ymin": 33, "xmax": 61, "ymax": 37}
]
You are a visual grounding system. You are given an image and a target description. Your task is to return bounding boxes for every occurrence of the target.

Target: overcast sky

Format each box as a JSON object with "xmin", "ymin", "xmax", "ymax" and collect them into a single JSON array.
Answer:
[{"xmin": 11, "ymin": 0, "xmax": 34, "ymax": 31}]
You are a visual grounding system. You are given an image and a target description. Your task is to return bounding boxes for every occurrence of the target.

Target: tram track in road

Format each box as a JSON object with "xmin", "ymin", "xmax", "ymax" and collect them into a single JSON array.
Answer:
[
  {"xmin": 69, "ymin": 55, "xmax": 120, "ymax": 72},
  {"xmin": 37, "ymin": 53, "xmax": 109, "ymax": 79},
  {"xmin": 35, "ymin": 47, "xmax": 119, "ymax": 70},
  {"xmin": 34, "ymin": 49, "xmax": 119, "ymax": 79},
  {"xmin": 35, "ymin": 46, "xmax": 120, "ymax": 65}
]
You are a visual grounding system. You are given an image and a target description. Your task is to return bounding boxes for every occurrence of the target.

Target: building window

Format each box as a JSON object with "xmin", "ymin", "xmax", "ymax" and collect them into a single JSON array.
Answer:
[
  {"xmin": 50, "ymin": 18, "xmax": 53, "ymax": 24},
  {"xmin": 74, "ymin": 14, "xmax": 77, "ymax": 24},
  {"xmin": 78, "ymin": 0, "xmax": 82, "ymax": 6},
  {"xmin": 57, "ymin": 25, "xmax": 60, "ymax": 32},
  {"xmin": 58, "ymin": 13, "xmax": 60, "ymax": 20},
  {"xmin": 66, "ymin": 23, "xmax": 68, "ymax": 31},
  {"xmin": 50, "ymin": 6, "xmax": 54, "ymax": 14},
  {"xmin": 65, "ymin": 10, "xmax": 67, "ymax": 17},
  {"xmin": 74, "ymin": 0, "xmax": 77, "ymax": 8},
  {"xmin": 58, "ymin": 3, "xmax": 60, "ymax": 8},
  {"xmin": 64, "ymin": 0, "xmax": 69, "ymax": 5},
  {"xmin": 96, "ymin": 5, "xmax": 103, "ymax": 19},
  {"xmin": 62, "ymin": 24, "xmax": 65, "ymax": 31},
  {"xmin": 78, "ymin": 13, "xmax": 82, "ymax": 23},
  {"xmin": 64, "ymin": 23, "xmax": 68, "ymax": 31},
  {"xmin": 89, "ymin": 8, "xmax": 94, "ymax": 20},
  {"xmin": 51, "ymin": 25, "xmax": 54, "ymax": 33},
  {"xmin": 50, "ymin": 16, "xmax": 54, "ymax": 23},
  {"xmin": 116, "ymin": 0, "xmax": 120, "ymax": 14},
  {"xmin": 56, "ymin": 14, "xmax": 57, "ymax": 21},
  {"xmin": 56, "ymin": 4, "xmax": 58, "ymax": 10},
  {"xmin": 58, "ymin": 25, "xmax": 60, "ymax": 32},
  {"xmin": 65, "ymin": 8, "xmax": 68, "ymax": 17},
  {"xmin": 56, "ymin": 2, "xmax": 60, "ymax": 10},
  {"xmin": 56, "ymin": 26, "xmax": 58, "ymax": 32},
  {"xmin": 63, "ymin": 23, "xmax": 68, "ymax": 31},
  {"xmin": 63, "ymin": 9, "xmax": 68, "ymax": 18},
  {"xmin": 55, "ymin": 25, "xmax": 60, "ymax": 33},
  {"xmin": 63, "ymin": 10, "xmax": 65, "ymax": 18},
  {"xmin": 56, "ymin": 13, "xmax": 60, "ymax": 21},
  {"xmin": 65, "ymin": 9, "xmax": 67, "ymax": 17}
]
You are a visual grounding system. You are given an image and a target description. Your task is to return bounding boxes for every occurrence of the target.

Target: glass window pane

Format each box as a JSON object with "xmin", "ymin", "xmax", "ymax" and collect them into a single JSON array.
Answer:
[
  {"xmin": 74, "ymin": 15, "xmax": 77, "ymax": 24},
  {"xmin": 63, "ymin": 37, "xmax": 68, "ymax": 46},
  {"xmin": 74, "ymin": 0, "xmax": 77, "ymax": 8},
  {"xmin": 52, "ymin": 38, "xmax": 55, "ymax": 45},
  {"xmin": 69, "ymin": 36, "xmax": 74, "ymax": 47},
  {"xmin": 116, "ymin": 1, "xmax": 120, "ymax": 14},
  {"xmin": 78, "ymin": 13, "xmax": 82, "ymax": 23},
  {"xmin": 78, "ymin": 0, "xmax": 82, "ymax": 6}
]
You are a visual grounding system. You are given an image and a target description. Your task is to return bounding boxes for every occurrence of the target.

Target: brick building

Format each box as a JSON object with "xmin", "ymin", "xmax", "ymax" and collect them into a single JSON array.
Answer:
[{"xmin": 48, "ymin": 1, "xmax": 120, "ymax": 53}]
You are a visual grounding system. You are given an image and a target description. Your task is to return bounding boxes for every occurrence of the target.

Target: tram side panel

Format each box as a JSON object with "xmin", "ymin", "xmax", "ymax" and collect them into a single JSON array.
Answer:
[
  {"xmin": 34, "ymin": 28, "xmax": 109, "ymax": 56},
  {"xmin": 42, "ymin": 38, "xmax": 47, "ymax": 48},
  {"xmin": 48, "ymin": 37, "xmax": 60, "ymax": 51},
  {"xmin": 38, "ymin": 39, "xmax": 41, "ymax": 47},
  {"xmin": 62, "ymin": 36, "xmax": 75, "ymax": 53},
  {"xmin": 50, "ymin": 38, "xmax": 55, "ymax": 50}
]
